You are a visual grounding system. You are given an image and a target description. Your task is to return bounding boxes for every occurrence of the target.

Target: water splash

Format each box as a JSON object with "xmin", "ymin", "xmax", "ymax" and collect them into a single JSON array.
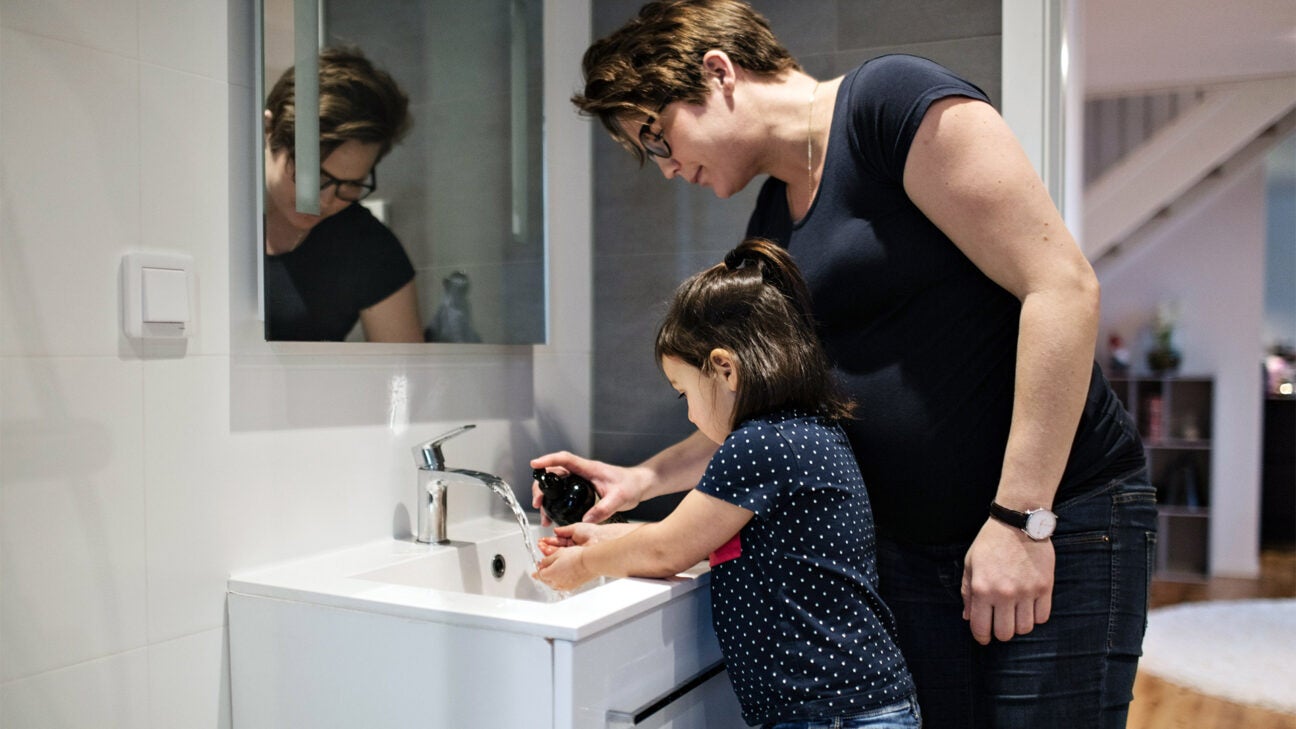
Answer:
[
  {"xmin": 481, "ymin": 480, "xmax": 540, "ymax": 569},
  {"xmin": 480, "ymin": 480, "xmax": 568, "ymax": 601}
]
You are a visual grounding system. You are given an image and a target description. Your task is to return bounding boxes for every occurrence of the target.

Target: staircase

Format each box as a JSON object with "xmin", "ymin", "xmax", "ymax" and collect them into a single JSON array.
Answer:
[{"xmin": 1082, "ymin": 77, "xmax": 1296, "ymax": 263}]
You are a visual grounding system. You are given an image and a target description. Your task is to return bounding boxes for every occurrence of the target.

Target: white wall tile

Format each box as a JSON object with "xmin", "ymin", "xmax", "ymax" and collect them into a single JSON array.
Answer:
[
  {"xmin": 138, "ymin": 0, "xmax": 228, "ymax": 81},
  {"xmin": 0, "ymin": 0, "xmax": 137, "ymax": 58},
  {"xmin": 0, "ymin": 357, "xmax": 147, "ymax": 680},
  {"xmin": 533, "ymin": 350, "xmax": 592, "ymax": 455},
  {"xmin": 0, "ymin": 0, "xmax": 595, "ymax": 723},
  {"xmin": 0, "ymin": 648, "xmax": 149, "ymax": 729},
  {"xmin": 143, "ymin": 357, "xmax": 281, "ymax": 642},
  {"xmin": 139, "ymin": 64, "xmax": 231, "ymax": 356},
  {"xmin": 0, "ymin": 29, "xmax": 139, "ymax": 357},
  {"xmin": 263, "ymin": 418, "xmax": 464, "ymax": 553},
  {"xmin": 148, "ymin": 628, "xmax": 231, "ymax": 729}
]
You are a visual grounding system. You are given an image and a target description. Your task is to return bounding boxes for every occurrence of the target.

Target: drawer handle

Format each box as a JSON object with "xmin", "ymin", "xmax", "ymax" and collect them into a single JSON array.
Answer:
[{"xmin": 606, "ymin": 661, "xmax": 725, "ymax": 727}]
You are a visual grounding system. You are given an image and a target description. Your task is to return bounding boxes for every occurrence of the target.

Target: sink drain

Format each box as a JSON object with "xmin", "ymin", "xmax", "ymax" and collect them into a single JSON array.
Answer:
[{"xmin": 490, "ymin": 554, "xmax": 507, "ymax": 579}]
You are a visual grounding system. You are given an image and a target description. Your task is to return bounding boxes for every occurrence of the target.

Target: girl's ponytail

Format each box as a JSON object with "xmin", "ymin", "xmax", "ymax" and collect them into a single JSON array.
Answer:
[
  {"xmin": 723, "ymin": 238, "xmax": 816, "ymax": 334},
  {"xmin": 657, "ymin": 237, "xmax": 854, "ymax": 425}
]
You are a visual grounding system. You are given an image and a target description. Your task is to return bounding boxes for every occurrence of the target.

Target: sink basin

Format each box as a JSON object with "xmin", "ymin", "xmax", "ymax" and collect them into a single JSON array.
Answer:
[
  {"xmin": 228, "ymin": 515, "xmax": 708, "ymax": 640},
  {"xmin": 349, "ymin": 523, "xmax": 600, "ymax": 602}
]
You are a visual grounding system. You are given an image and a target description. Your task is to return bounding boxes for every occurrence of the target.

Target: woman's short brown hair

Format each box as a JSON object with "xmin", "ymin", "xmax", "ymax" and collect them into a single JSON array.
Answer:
[
  {"xmin": 656, "ymin": 238, "xmax": 854, "ymax": 427},
  {"xmin": 573, "ymin": 0, "xmax": 799, "ymax": 164},
  {"xmin": 264, "ymin": 46, "xmax": 411, "ymax": 162}
]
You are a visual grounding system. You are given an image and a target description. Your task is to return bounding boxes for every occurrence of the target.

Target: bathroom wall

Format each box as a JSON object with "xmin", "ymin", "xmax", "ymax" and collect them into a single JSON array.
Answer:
[
  {"xmin": 589, "ymin": 0, "xmax": 1004, "ymax": 517},
  {"xmin": 0, "ymin": 0, "xmax": 591, "ymax": 726}
]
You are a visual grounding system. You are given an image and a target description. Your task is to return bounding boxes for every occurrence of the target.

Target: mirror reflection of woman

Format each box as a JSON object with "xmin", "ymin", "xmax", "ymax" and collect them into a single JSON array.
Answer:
[{"xmin": 262, "ymin": 47, "xmax": 423, "ymax": 342}]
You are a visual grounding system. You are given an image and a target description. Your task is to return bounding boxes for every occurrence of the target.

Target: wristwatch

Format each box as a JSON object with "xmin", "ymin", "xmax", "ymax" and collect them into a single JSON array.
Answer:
[{"xmin": 989, "ymin": 501, "xmax": 1058, "ymax": 541}]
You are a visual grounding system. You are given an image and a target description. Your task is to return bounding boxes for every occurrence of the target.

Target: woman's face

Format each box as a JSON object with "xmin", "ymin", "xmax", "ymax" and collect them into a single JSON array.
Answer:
[
  {"xmin": 661, "ymin": 354, "xmax": 737, "ymax": 445},
  {"xmin": 622, "ymin": 93, "xmax": 761, "ymax": 200},
  {"xmin": 264, "ymin": 137, "xmax": 382, "ymax": 234}
]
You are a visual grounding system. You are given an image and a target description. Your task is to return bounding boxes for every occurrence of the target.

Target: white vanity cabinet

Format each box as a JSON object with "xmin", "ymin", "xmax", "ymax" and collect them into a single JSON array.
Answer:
[
  {"xmin": 227, "ymin": 520, "xmax": 746, "ymax": 728},
  {"xmin": 228, "ymin": 584, "xmax": 744, "ymax": 729},
  {"xmin": 228, "ymin": 593, "xmax": 555, "ymax": 727},
  {"xmin": 555, "ymin": 589, "xmax": 744, "ymax": 729}
]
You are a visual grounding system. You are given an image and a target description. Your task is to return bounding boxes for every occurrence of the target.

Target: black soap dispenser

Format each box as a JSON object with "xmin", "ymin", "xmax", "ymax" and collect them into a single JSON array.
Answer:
[{"xmin": 533, "ymin": 468, "xmax": 625, "ymax": 526}]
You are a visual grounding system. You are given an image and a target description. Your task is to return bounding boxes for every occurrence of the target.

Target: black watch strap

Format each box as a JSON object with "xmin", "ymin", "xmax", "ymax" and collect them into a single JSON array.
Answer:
[{"xmin": 988, "ymin": 501, "xmax": 1029, "ymax": 530}]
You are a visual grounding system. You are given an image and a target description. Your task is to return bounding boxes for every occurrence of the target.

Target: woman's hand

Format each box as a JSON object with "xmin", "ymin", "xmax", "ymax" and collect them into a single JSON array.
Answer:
[
  {"xmin": 533, "ymin": 545, "xmax": 594, "ymax": 592},
  {"xmin": 530, "ymin": 452, "xmax": 648, "ymax": 525},
  {"xmin": 961, "ymin": 517, "xmax": 1056, "ymax": 645}
]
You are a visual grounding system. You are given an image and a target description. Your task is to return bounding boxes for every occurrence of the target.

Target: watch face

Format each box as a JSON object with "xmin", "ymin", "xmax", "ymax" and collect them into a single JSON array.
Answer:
[{"xmin": 1025, "ymin": 510, "xmax": 1057, "ymax": 540}]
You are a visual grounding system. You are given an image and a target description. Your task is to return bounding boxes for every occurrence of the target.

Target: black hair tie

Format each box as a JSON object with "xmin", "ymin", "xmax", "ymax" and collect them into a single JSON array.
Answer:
[{"xmin": 724, "ymin": 249, "xmax": 760, "ymax": 271}]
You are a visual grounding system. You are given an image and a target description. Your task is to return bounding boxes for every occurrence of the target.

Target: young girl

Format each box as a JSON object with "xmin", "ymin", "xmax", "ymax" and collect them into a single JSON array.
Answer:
[{"xmin": 533, "ymin": 238, "xmax": 918, "ymax": 728}]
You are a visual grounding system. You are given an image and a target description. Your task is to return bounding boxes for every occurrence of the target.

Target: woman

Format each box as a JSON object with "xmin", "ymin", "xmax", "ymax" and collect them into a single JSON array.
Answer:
[
  {"xmin": 534, "ymin": 1, "xmax": 1155, "ymax": 727},
  {"xmin": 262, "ymin": 47, "xmax": 422, "ymax": 342}
]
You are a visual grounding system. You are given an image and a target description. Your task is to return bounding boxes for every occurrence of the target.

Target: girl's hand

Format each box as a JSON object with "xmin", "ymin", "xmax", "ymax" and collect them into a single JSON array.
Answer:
[
  {"xmin": 538, "ymin": 523, "xmax": 597, "ymax": 555},
  {"xmin": 533, "ymin": 546, "xmax": 593, "ymax": 592},
  {"xmin": 536, "ymin": 521, "xmax": 642, "ymax": 549},
  {"xmin": 538, "ymin": 522, "xmax": 643, "ymax": 555}
]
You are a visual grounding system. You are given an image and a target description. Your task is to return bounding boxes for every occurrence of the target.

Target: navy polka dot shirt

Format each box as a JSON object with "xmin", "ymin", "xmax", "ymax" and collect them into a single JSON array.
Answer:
[{"xmin": 697, "ymin": 410, "xmax": 914, "ymax": 726}]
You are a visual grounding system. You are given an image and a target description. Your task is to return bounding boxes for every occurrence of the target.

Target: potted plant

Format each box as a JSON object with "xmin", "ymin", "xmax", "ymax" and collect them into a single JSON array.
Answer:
[{"xmin": 1147, "ymin": 302, "xmax": 1182, "ymax": 375}]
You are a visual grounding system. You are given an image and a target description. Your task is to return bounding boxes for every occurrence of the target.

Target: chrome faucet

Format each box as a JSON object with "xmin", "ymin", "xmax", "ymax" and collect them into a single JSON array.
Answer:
[{"xmin": 412, "ymin": 425, "xmax": 514, "ymax": 544}]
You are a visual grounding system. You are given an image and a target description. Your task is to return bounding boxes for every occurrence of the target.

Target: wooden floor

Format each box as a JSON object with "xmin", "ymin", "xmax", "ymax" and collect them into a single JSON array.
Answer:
[{"xmin": 1128, "ymin": 549, "xmax": 1296, "ymax": 729}]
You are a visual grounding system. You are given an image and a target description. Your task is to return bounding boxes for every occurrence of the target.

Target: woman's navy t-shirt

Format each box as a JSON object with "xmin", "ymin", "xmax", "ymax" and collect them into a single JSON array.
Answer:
[
  {"xmin": 264, "ymin": 202, "xmax": 416, "ymax": 341},
  {"xmin": 697, "ymin": 410, "xmax": 913, "ymax": 726},
  {"xmin": 747, "ymin": 55, "xmax": 1143, "ymax": 544}
]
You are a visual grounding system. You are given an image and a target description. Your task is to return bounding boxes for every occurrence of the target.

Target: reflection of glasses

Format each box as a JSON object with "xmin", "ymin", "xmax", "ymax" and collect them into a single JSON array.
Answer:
[
  {"xmin": 320, "ymin": 168, "xmax": 377, "ymax": 202},
  {"xmin": 291, "ymin": 160, "xmax": 378, "ymax": 202},
  {"xmin": 639, "ymin": 103, "xmax": 671, "ymax": 159}
]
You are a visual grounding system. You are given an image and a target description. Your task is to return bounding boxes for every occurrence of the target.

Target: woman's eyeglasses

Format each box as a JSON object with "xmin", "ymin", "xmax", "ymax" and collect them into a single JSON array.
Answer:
[
  {"xmin": 320, "ymin": 168, "xmax": 377, "ymax": 202},
  {"xmin": 639, "ymin": 103, "xmax": 671, "ymax": 159},
  {"xmin": 291, "ymin": 159, "xmax": 378, "ymax": 202}
]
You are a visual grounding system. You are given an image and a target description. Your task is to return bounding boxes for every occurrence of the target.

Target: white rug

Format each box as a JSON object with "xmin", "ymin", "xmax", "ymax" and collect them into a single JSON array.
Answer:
[{"xmin": 1141, "ymin": 598, "xmax": 1296, "ymax": 715}]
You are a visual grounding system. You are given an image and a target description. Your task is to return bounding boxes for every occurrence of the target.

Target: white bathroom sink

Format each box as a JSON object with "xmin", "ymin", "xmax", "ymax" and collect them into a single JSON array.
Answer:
[
  {"xmin": 227, "ymin": 515, "xmax": 709, "ymax": 641},
  {"xmin": 348, "ymin": 522, "xmax": 600, "ymax": 602}
]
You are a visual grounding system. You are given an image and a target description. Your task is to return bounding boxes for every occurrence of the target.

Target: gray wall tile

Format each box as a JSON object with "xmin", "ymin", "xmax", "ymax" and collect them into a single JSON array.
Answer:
[{"xmin": 838, "ymin": 0, "xmax": 1001, "ymax": 47}]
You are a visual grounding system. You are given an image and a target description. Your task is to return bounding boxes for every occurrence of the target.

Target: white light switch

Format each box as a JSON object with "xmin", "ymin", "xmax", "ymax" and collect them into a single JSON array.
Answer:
[
  {"xmin": 142, "ymin": 267, "xmax": 189, "ymax": 323},
  {"xmin": 121, "ymin": 252, "xmax": 195, "ymax": 339}
]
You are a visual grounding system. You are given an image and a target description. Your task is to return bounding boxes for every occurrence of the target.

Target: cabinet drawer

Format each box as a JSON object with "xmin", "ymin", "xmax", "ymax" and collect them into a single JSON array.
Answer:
[{"xmin": 554, "ymin": 583, "xmax": 744, "ymax": 729}]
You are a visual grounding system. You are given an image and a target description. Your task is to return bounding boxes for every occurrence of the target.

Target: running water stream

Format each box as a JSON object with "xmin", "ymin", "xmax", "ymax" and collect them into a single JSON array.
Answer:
[
  {"xmin": 479, "ymin": 479, "xmax": 570, "ymax": 601},
  {"xmin": 481, "ymin": 479, "xmax": 542, "ymax": 571}
]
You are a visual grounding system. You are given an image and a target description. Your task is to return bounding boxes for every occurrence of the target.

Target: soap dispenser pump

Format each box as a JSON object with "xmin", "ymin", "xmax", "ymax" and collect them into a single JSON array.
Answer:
[{"xmin": 533, "ymin": 469, "xmax": 625, "ymax": 526}]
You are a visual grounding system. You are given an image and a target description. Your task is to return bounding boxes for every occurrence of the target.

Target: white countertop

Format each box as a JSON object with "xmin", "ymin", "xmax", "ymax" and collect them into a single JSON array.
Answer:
[{"xmin": 228, "ymin": 516, "xmax": 711, "ymax": 642}]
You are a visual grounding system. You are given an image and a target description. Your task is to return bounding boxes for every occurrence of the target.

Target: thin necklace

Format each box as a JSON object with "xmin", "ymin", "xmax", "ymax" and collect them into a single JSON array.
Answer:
[{"xmin": 805, "ymin": 80, "xmax": 821, "ymax": 215}]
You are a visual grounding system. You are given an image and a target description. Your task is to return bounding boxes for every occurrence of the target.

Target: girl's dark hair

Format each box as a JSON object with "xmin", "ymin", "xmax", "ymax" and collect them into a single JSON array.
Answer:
[
  {"xmin": 655, "ymin": 238, "xmax": 854, "ymax": 427},
  {"xmin": 264, "ymin": 46, "xmax": 411, "ymax": 162}
]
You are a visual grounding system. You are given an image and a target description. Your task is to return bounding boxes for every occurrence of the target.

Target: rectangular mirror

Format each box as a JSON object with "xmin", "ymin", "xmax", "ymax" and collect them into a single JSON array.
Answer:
[{"xmin": 259, "ymin": 0, "xmax": 547, "ymax": 344}]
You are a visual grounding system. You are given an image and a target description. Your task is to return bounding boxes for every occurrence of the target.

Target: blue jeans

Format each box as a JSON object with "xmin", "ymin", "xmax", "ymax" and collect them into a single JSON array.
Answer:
[
  {"xmin": 765, "ymin": 696, "xmax": 922, "ymax": 729},
  {"xmin": 877, "ymin": 467, "xmax": 1157, "ymax": 729}
]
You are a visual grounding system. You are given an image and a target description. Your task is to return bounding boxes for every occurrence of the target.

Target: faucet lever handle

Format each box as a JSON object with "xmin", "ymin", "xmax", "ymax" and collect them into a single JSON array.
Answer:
[{"xmin": 413, "ymin": 424, "xmax": 477, "ymax": 469}]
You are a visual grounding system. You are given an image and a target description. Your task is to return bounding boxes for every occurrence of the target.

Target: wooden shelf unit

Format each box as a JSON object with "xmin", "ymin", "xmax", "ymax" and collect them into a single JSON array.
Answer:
[{"xmin": 1108, "ymin": 375, "xmax": 1214, "ymax": 580}]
